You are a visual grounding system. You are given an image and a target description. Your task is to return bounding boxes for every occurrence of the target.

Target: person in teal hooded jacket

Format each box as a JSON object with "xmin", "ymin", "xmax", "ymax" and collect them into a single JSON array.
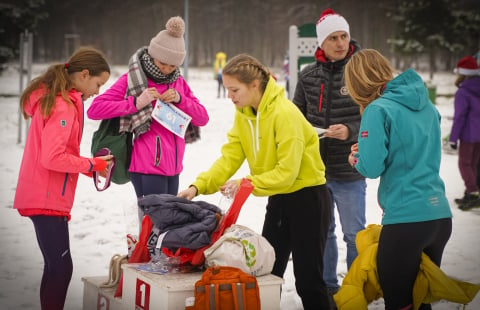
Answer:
[
  {"xmin": 345, "ymin": 49, "xmax": 453, "ymax": 310},
  {"xmin": 178, "ymin": 54, "xmax": 332, "ymax": 309}
]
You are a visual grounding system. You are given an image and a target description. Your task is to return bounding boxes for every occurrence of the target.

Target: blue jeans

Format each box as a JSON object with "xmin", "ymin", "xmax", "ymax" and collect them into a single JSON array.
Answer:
[{"xmin": 323, "ymin": 179, "xmax": 366, "ymax": 290}]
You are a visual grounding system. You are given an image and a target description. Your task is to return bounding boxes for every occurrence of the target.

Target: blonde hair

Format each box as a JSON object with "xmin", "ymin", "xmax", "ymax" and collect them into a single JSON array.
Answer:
[
  {"xmin": 344, "ymin": 49, "xmax": 395, "ymax": 113},
  {"xmin": 222, "ymin": 53, "xmax": 271, "ymax": 93},
  {"xmin": 20, "ymin": 46, "xmax": 110, "ymax": 119}
]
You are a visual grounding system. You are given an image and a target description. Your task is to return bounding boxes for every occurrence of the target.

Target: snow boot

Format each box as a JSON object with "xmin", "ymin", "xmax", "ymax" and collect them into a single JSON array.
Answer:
[
  {"xmin": 455, "ymin": 191, "xmax": 479, "ymax": 205},
  {"xmin": 458, "ymin": 192, "xmax": 480, "ymax": 211}
]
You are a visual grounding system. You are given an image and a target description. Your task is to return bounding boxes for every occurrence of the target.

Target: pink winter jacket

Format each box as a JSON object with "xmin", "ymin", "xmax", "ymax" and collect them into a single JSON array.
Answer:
[
  {"xmin": 14, "ymin": 87, "xmax": 106, "ymax": 217},
  {"xmin": 87, "ymin": 73, "xmax": 209, "ymax": 176}
]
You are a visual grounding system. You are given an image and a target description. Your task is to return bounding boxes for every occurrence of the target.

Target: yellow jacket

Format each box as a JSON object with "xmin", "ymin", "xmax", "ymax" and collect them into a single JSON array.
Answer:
[{"xmin": 334, "ymin": 224, "xmax": 480, "ymax": 310}]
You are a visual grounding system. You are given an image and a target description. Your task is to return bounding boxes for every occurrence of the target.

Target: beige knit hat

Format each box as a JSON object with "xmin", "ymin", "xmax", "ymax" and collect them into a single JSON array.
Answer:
[{"xmin": 148, "ymin": 16, "xmax": 186, "ymax": 66}]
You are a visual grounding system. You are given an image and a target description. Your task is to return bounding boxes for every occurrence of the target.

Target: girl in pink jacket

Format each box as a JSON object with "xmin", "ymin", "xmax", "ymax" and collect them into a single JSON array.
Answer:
[
  {"xmin": 14, "ymin": 47, "xmax": 112, "ymax": 309},
  {"xmin": 87, "ymin": 16, "xmax": 209, "ymax": 226}
]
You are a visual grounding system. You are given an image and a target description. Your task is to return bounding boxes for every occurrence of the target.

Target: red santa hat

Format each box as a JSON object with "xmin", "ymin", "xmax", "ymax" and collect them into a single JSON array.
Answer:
[
  {"xmin": 454, "ymin": 56, "xmax": 480, "ymax": 76},
  {"xmin": 316, "ymin": 8, "xmax": 350, "ymax": 48}
]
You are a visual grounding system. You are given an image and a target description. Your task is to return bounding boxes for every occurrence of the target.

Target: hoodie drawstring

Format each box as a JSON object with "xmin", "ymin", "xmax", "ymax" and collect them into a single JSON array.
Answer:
[{"xmin": 247, "ymin": 112, "xmax": 260, "ymax": 160}]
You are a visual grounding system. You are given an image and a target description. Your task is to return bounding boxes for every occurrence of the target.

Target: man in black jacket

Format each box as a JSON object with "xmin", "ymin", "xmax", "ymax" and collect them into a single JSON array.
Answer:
[{"xmin": 292, "ymin": 8, "xmax": 366, "ymax": 308}]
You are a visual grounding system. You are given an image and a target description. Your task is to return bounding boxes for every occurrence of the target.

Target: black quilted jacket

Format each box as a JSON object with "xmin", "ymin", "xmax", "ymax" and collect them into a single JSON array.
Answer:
[{"xmin": 293, "ymin": 40, "xmax": 364, "ymax": 181}]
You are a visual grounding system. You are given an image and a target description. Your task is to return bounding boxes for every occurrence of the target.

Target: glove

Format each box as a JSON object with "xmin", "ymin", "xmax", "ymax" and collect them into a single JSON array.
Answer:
[
  {"xmin": 136, "ymin": 88, "xmax": 156, "ymax": 110},
  {"xmin": 449, "ymin": 142, "xmax": 457, "ymax": 150}
]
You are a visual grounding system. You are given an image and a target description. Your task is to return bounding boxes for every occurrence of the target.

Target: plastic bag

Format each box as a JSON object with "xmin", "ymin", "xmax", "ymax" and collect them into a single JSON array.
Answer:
[{"xmin": 204, "ymin": 224, "xmax": 275, "ymax": 276}]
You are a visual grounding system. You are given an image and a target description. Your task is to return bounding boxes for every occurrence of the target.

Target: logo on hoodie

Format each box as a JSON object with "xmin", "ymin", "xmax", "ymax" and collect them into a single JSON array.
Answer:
[{"xmin": 60, "ymin": 120, "xmax": 67, "ymax": 127}]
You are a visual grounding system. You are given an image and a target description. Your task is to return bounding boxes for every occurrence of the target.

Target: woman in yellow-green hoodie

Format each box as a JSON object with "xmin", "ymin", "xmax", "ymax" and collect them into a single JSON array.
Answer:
[{"xmin": 178, "ymin": 54, "xmax": 332, "ymax": 310}]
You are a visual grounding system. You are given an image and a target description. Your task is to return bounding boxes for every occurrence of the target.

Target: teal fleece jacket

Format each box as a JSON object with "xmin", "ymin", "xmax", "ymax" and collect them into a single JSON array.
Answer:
[{"xmin": 354, "ymin": 69, "xmax": 452, "ymax": 225}]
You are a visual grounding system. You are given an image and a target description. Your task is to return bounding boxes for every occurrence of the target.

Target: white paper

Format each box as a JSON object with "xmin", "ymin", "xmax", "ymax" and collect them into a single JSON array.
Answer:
[
  {"xmin": 314, "ymin": 127, "xmax": 328, "ymax": 139},
  {"xmin": 151, "ymin": 99, "xmax": 192, "ymax": 138}
]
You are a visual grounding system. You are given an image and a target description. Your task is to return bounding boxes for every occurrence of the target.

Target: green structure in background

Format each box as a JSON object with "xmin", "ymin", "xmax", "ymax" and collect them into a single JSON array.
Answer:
[
  {"xmin": 427, "ymin": 83, "xmax": 437, "ymax": 104},
  {"xmin": 288, "ymin": 23, "xmax": 318, "ymax": 99}
]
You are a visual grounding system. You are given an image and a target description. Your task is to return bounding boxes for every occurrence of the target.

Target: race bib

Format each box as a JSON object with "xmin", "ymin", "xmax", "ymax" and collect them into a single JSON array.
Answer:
[{"xmin": 151, "ymin": 99, "xmax": 192, "ymax": 139}]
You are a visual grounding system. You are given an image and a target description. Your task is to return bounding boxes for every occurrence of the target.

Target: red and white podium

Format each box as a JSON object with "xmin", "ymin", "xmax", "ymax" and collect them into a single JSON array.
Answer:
[{"xmin": 82, "ymin": 264, "xmax": 284, "ymax": 310}]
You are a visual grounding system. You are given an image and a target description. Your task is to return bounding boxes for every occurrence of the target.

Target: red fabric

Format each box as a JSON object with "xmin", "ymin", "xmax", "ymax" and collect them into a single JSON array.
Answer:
[
  {"xmin": 190, "ymin": 178, "xmax": 254, "ymax": 266},
  {"xmin": 320, "ymin": 8, "xmax": 335, "ymax": 18},
  {"xmin": 13, "ymin": 87, "xmax": 94, "ymax": 215},
  {"xmin": 91, "ymin": 157, "xmax": 108, "ymax": 172},
  {"xmin": 457, "ymin": 56, "xmax": 479, "ymax": 70},
  {"xmin": 17, "ymin": 208, "xmax": 70, "ymax": 220},
  {"xmin": 114, "ymin": 179, "xmax": 254, "ymax": 297},
  {"xmin": 114, "ymin": 215, "xmax": 153, "ymax": 297}
]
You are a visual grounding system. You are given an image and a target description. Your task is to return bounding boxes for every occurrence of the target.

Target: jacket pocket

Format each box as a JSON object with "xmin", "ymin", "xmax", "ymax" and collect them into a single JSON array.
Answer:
[{"xmin": 154, "ymin": 136, "xmax": 161, "ymax": 166}]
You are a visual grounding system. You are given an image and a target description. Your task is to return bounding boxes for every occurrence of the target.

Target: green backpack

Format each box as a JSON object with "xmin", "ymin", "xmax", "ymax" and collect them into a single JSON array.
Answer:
[{"xmin": 91, "ymin": 117, "xmax": 133, "ymax": 185}]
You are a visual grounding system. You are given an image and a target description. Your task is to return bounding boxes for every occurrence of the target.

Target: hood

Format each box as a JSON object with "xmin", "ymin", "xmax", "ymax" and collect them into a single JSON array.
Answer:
[
  {"xmin": 25, "ymin": 86, "xmax": 83, "ymax": 117},
  {"xmin": 382, "ymin": 68, "xmax": 430, "ymax": 112},
  {"xmin": 24, "ymin": 87, "xmax": 46, "ymax": 117},
  {"xmin": 235, "ymin": 77, "xmax": 285, "ymax": 159},
  {"xmin": 459, "ymin": 76, "xmax": 480, "ymax": 97},
  {"xmin": 236, "ymin": 77, "xmax": 285, "ymax": 119}
]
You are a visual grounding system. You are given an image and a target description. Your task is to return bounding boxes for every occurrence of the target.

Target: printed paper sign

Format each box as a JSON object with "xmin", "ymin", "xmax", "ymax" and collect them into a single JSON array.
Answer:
[{"xmin": 151, "ymin": 99, "xmax": 192, "ymax": 139}]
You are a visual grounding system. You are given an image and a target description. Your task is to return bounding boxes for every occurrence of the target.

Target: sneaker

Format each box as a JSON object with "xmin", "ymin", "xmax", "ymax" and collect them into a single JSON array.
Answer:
[
  {"xmin": 455, "ymin": 191, "xmax": 479, "ymax": 205},
  {"xmin": 459, "ymin": 195, "xmax": 480, "ymax": 211}
]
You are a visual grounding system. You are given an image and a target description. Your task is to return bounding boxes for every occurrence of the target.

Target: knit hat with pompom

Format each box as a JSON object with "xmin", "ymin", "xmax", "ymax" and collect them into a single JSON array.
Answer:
[
  {"xmin": 316, "ymin": 8, "xmax": 350, "ymax": 48},
  {"xmin": 148, "ymin": 16, "xmax": 186, "ymax": 66}
]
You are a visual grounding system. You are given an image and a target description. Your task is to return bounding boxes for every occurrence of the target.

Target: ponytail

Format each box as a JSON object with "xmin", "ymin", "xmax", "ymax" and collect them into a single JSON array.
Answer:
[{"xmin": 20, "ymin": 46, "xmax": 109, "ymax": 119}]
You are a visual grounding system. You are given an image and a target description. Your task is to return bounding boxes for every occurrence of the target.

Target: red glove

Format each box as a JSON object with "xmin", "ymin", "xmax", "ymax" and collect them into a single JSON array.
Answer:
[{"xmin": 92, "ymin": 157, "xmax": 108, "ymax": 172}]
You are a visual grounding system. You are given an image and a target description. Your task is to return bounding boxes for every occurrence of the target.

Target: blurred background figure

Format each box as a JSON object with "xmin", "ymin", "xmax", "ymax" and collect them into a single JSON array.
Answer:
[
  {"xmin": 283, "ymin": 50, "xmax": 289, "ymax": 97},
  {"xmin": 448, "ymin": 55, "xmax": 480, "ymax": 210},
  {"xmin": 214, "ymin": 51, "xmax": 227, "ymax": 98}
]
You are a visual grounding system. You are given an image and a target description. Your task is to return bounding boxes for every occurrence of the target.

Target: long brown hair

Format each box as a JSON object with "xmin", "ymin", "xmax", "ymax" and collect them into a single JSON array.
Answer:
[
  {"xmin": 222, "ymin": 53, "xmax": 271, "ymax": 93},
  {"xmin": 20, "ymin": 46, "xmax": 110, "ymax": 119},
  {"xmin": 344, "ymin": 49, "xmax": 395, "ymax": 113}
]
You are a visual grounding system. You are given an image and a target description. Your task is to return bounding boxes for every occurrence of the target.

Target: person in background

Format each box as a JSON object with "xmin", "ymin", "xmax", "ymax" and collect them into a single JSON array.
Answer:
[
  {"xmin": 87, "ymin": 16, "xmax": 209, "ymax": 228},
  {"xmin": 448, "ymin": 55, "xmax": 480, "ymax": 210},
  {"xmin": 178, "ymin": 53, "xmax": 332, "ymax": 310},
  {"xmin": 214, "ymin": 51, "xmax": 227, "ymax": 98},
  {"xmin": 345, "ymin": 49, "xmax": 453, "ymax": 310},
  {"xmin": 283, "ymin": 50, "xmax": 290, "ymax": 97},
  {"xmin": 13, "ymin": 47, "xmax": 112, "ymax": 310},
  {"xmin": 292, "ymin": 8, "xmax": 365, "ymax": 304}
]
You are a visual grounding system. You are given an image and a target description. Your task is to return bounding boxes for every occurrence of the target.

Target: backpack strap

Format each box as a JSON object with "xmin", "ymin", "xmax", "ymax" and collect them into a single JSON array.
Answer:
[{"xmin": 232, "ymin": 282, "xmax": 245, "ymax": 310}]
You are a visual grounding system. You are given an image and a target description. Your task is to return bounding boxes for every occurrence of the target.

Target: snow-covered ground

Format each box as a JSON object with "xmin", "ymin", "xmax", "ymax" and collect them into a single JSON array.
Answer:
[{"xmin": 0, "ymin": 64, "xmax": 478, "ymax": 309}]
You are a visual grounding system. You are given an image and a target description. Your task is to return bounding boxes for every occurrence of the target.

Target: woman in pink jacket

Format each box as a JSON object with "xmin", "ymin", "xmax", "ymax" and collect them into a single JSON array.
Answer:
[
  {"xmin": 13, "ymin": 47, "xmax": 112, "ymax": 310},
  {"xmin": 87, "ymin": 16, "xmax": 209, "ymax": 226}
]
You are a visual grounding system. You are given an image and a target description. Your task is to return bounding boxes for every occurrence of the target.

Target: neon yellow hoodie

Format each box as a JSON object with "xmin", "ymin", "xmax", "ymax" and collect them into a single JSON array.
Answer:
[{"xmin": 193, "ymin": 77, "xmax": 326, "ymax": 197}]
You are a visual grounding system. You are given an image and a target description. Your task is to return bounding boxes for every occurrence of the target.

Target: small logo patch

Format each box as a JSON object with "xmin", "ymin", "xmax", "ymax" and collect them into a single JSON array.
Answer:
[
  {"xmin": 340, "ymin": 86, "xmax": 349, "ymax": 96},
  {"xmin": 60, "ymin": 120, "xmax": 67, "ymax": 127},
  {"xmin": 361, "ymin": 131, "xmax": 369, "ymax": 138}
]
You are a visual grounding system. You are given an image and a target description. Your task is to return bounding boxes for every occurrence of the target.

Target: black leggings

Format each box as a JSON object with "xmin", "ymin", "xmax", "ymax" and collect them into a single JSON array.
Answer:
[
  {"xmin": 30, "ymin": 215, "xmax": 73, "ymax": 310},
  {"xmin": 130, "ymin": 172, "xmax": 179, "ymax": 229},
  {"xmin": 262, "ymin": 185, "xmax": 332, "ymax": 310},
  {"xmin": 377, "ymin": 218, "xmax": 452, "ymax": 310}
]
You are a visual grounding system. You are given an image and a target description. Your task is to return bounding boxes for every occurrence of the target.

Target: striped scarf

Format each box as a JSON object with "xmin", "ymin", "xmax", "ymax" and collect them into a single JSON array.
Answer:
[{"xmin": 119, "ymin": 47, "xmax": 180, "ymax": 138}]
